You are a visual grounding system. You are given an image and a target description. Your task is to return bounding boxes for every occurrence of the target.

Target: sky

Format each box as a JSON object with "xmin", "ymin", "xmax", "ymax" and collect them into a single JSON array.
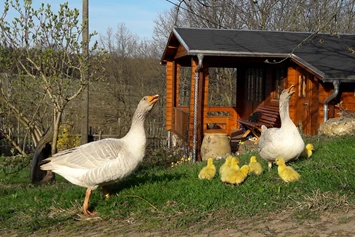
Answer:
[
  {"xmin": 87, "ymin": 0, "xmax": 173, "ymax": 39},
  {"xmin": 0, "ymin": 0, "xmax": 173, "ymax": 40}
]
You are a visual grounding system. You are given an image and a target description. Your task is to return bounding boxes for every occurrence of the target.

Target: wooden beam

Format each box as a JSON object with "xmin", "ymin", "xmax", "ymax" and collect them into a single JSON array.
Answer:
[{"xmin": 165, "ymin": 61, "xmax": 174, "ymax": 130}]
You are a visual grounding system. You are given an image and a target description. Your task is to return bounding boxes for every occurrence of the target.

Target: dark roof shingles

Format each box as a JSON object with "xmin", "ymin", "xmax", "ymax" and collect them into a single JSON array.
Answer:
[{"xmin": 174, "ymin": 28, "xmax": 355, "ymax": 80}]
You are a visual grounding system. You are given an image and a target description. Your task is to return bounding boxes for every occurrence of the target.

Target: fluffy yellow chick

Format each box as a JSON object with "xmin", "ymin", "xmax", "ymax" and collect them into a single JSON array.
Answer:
[
  {"xmin": 220, "ymin": 156, "xmax": 239, "ymax": 179},
  {"xmin": 221, "ymin": 161, "xmax": 248, "ymax": 185},
  {"xmin": 198, "ymin": 158, "xmax": 216, "ymax": 180},
  {"xmin": 275, "ymin": 157, "xmax": 300, "ymax": 182},
  {"xmin": 234, "ymin": 165, "xmax": 249, "ymax": 185},
  {"xmin": 304, "ymin": 143, "xmax": 315, "ymax": 158},
  {"xmin": 229, "ymin": 157, "xmax": 240, "ymax": 171},
  {"xmin": 248, "ymin": 156, "xmax": 263, "ymax": 175},
  {"xmin": 219, "ymin": 155, "xmax": 233, "ymax": 176},
  {"xmin": 220, "ymin": 157, "xmax": 238, "ymax": 183}
]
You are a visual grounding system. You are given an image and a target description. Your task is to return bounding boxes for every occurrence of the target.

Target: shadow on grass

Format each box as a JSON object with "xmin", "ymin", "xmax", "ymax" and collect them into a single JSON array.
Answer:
[
  {"xmin": 85, "ymin": 170, "xmax": 186, "ymax": 212},
  {"xmin": 107, "ymin": 170, "xmax": 186, "ymax": 196}
]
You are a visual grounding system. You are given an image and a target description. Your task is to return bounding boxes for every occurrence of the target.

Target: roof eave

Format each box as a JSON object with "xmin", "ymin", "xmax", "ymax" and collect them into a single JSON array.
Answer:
[
  {"xmin": 187, "ymin": 50, "xmax": 326, "ymax": 80},
  {"xmin": 322, "ymin": 77, "xmax": 355, "ymax": 83},
  {"xmin": 290, "ymin": 54, "xmax": 325, "ymax": 79},
  {"xmin": 174, "ymin": 28, "xmax": 190, "ymax": 52},
  {"xmin": 160, "ymin": 28, "xmax": 191, "ymax": 65},
  {"xmin": 188, "ymin": 50, "xmax": 290, "ymax": 58}
]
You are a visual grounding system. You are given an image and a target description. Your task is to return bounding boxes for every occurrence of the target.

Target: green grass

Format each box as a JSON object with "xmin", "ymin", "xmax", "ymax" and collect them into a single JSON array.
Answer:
[{"xmin": 1, "ymin": 135, "xmax": 355, "ymax": 235}]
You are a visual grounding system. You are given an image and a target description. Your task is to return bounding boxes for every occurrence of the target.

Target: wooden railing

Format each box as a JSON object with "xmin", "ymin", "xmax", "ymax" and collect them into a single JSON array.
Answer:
[
  {"xmin": 203, "ymin": 107, "xmax": 238, "ymax": 136},
  {"xmin": 172, "ymin": 106, "xmax": 238, "ymax": 142},
  {"xmin": 174, "ymin": 107, "xmax": 189, "ymax": 139}
]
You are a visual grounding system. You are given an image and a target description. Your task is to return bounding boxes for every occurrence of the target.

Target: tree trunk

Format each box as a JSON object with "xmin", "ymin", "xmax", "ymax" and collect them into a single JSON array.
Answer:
[
  {"xmin": 51, "ymin": 109, "xmax": 62, "ymax": 156},
  {"xmin": 30, "ymin": 127, "xmax": 53, "ymax": 183}
]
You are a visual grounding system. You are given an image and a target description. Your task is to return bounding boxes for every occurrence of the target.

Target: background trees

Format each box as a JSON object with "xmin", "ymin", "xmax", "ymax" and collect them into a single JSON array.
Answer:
[{"xmin": 94, "ymin": 23, "xmax": 166, "ymax": 137}]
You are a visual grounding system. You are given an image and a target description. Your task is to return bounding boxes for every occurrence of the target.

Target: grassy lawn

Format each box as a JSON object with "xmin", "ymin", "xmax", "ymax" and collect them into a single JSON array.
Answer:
[{"xmin": 1, "ymin": 135, "xmax": 355, "ymax": 235}]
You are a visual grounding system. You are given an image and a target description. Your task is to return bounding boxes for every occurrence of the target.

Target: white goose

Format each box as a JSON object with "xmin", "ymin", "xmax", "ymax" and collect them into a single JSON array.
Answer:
[
  {"xmin": 258, "ymin": 85, "xmax": 304, "ymax": 169},
  {"xmin": 41, "ymin": 94, "xmax": 159, "ymax": 215}
]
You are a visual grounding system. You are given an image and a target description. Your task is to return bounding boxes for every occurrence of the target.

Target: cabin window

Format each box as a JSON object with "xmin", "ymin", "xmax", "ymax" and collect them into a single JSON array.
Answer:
[
  {"xmin": 246, "ymin": 68, "xmax": 264, "ymax": 102},
  {"xmin": 207, "ymin": 68, "xmax": 237, "ymax": 107},
  {"xmin": 273, "ymin": 68, "xmax": 285, "ymax": 100},
  {"xmin": 298, "ymin": 75, "xmax": 306, "ymax": 97}
]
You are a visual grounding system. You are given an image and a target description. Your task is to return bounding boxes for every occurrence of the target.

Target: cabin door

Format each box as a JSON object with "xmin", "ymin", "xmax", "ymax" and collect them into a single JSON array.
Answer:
[{"xmin": 243, "ymin": 68, "xmax": 265, "ymax": 116}]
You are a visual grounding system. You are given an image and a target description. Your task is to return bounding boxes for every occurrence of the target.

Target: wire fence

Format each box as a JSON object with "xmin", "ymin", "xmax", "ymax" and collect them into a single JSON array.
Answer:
[{"xmin": 0, "ymin": 127, "xmax": 169, "ymax": 157}]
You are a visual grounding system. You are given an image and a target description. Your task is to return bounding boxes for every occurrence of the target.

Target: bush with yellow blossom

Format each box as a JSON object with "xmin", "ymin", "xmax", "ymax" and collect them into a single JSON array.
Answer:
[
  {"xmin": 171, "ymin": 156, "xmax": 191, "ymax": 168},
  {"xmin": 57, "ymin": 123, "xmax": 80, "ymax": 151}
]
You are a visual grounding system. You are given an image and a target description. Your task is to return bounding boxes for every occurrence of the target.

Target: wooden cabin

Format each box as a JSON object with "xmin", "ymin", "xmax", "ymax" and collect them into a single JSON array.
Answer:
[{"xmin": 160, "ymin": 27, "xmax": 355, "ymax": 161}]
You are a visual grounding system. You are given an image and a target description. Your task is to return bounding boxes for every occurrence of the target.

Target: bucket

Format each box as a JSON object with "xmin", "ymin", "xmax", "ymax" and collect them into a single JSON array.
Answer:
[{"xmin": 200, "ymin": 133, "xmax": 231, "ymax": 161}]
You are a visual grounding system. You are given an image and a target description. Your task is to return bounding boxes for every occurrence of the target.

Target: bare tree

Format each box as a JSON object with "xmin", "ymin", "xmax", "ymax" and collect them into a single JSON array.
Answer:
[
  {"xmin": 0, "ymin": 73, "xmax": 49, "ymax": 155},
  {"xmin": 96, "ymin": 24, "xmax": 166, "ymax": 137},
  {"xmin": 0, "ymin": 0, "xmax": 106, "ymax": 155},
  {"xmin": 161, "ymin": 0, "xmax": 354, "ymax": 33}
]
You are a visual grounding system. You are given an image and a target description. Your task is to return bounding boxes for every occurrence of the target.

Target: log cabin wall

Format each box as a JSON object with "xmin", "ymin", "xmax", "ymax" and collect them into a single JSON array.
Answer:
[
  {"xmin": 286, "ymin": 64, "xmax": 298, "ymax": 126},
  {"xmin": 309, "ymin": 75, "xmax": 320, "ymax": 135},
  {"xmin": 335, "ymin": 83, "xmax": 355, "ymax": 116},
  {"xmin": 285, "ymin": 64, "xmax": 321, "ymax": 135},
  {"xmin": 314, "ymin": 81, "xmax": 355, "ymax": 133}
]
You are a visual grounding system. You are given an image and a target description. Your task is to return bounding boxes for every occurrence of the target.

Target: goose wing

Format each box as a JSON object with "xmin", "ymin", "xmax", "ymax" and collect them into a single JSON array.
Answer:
[
  {"xmin": 258, "ymin": 127, "xmax": 286, "ymax": 160},
  {"xmin": 41, "ymin": 138, "xmax": 126, "ymax": 170},
  {"xmin": 258, "ymin": 127, "xmax": 281, "ymax": 150}
]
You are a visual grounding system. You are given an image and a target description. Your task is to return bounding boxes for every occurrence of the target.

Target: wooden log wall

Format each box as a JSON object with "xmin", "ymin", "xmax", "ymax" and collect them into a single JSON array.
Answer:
[
  {"xmin": 287, "ymin": 65, "xmax": 298, "ymax": 123},
  {"xmin": 337, "ymin": 83, "xmax": 355, "ymax": 115},
  {"xmin": 309, "ymin": 75, "xmax": 320, "ymax": 135}
]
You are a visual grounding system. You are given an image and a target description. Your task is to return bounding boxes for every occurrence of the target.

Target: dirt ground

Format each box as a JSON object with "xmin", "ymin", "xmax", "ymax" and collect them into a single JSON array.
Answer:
[
  {"xmin": 191, "ymin": 209, "xmax": 355, "ymax": 237},
  {"xmin": 22, "ymin": 207, "xmax": 355, "ymax": 237}
]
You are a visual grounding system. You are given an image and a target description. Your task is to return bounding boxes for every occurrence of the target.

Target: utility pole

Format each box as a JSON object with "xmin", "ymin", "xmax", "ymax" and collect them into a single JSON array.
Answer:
[{"xmin": 81, "ymin": 0, "xmax": 89, "ymax": 144}]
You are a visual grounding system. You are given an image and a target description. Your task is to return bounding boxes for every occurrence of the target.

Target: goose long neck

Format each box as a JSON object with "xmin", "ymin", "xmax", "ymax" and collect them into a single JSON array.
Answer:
[
  {"xmin": 124, "ymin": 109, "xmax": 148, "ymax": 141},
  {"xmin": 279, "ymin": 99, "xmax": 292, "ymax": 123},
  {"xmin": 130, "ymin": 109, "xmax": 147, "ymax": 131}
]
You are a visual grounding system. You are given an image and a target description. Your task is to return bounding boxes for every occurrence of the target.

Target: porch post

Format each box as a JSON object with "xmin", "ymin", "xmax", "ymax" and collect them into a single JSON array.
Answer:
[
  {"xmin": 165, "ymin": 61, "xmax": 174, "ymax": 132},
  {"xmin": 190, "ymin": 54, "xmax": 204, "ymax": 162}
]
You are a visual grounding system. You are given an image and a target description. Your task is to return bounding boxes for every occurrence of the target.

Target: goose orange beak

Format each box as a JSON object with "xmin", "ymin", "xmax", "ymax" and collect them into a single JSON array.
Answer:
[
  {"xmin": 287, "ymin": 85, "xmax": 295, "ymax": 95},
  {"xmin": 148, "ymin": 94, "xmax": 159, "ymax": 104}
]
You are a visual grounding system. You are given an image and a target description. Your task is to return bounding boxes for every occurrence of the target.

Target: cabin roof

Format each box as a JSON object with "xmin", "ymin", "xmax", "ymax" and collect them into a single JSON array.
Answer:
[{"xmin": 161, "ymin": 27, "xmax": 355, "ymax": 82}]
